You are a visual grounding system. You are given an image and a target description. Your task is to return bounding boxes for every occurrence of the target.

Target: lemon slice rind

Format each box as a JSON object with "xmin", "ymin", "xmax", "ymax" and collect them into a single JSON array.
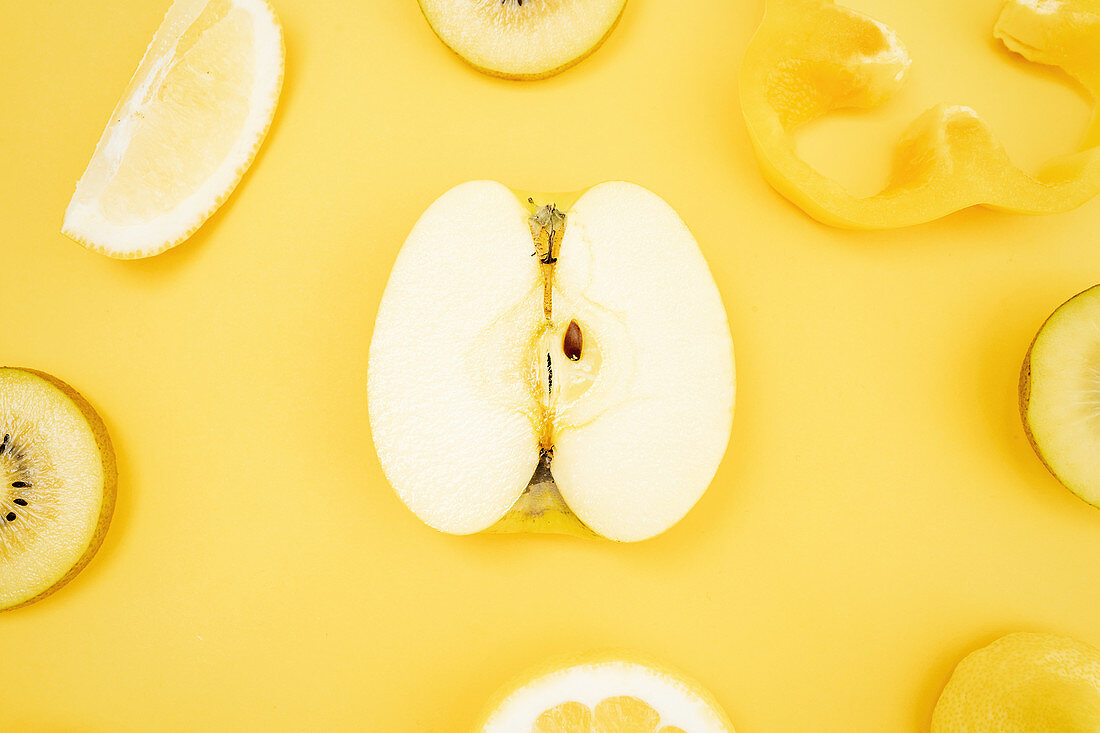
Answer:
[{"xmin": 480, "ymin": 654, "xmax": 734, "ymax": 732}]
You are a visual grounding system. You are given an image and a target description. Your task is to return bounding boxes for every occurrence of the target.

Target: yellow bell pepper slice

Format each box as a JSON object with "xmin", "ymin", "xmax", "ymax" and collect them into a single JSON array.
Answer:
[{"xmin": 740, "ymin": 0, "xmax": 1100, "ymax": 228}]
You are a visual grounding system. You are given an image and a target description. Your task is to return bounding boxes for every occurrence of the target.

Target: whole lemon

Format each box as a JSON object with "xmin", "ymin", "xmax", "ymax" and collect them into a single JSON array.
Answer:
[{"xmin": 933, "ymin": 633, "xmax": 1100, "ymax": 732}]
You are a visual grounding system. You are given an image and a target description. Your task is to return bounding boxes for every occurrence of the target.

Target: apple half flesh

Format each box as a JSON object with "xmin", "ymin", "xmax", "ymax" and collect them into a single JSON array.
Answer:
[
  {"xmin": 368, "ymin": 181, "xmax": 735, "ymax": 542},
  {"xmin": 417, "ymin": 0, "xmax": 627, "ymax": 80},
  {"xmin": 1020, "ymin": 284, "xmax": 1100, "ymax": 508}
]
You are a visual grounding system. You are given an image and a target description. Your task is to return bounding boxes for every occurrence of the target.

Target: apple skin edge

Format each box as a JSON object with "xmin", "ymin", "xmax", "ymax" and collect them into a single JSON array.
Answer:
[
  {"xmin": 488, "ymin": 452, "xmax": 600, "ymax": 538},
  {"xmin": 510, "ymin": 187, "xmax": 584, "ymax": 212}
]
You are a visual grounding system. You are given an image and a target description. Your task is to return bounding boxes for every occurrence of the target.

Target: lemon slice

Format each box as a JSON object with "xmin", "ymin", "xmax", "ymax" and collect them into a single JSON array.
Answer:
[
  {"xmin": 62, "ymin": 0, "xmax": 284, "ymax": 258},
  {"xmin": 932, "ymin": 633, "xmax": 1100, "ymax": 732},
  {"xmin": 479, "ymin": 654, "xmax": 735, "ymax": 733}
]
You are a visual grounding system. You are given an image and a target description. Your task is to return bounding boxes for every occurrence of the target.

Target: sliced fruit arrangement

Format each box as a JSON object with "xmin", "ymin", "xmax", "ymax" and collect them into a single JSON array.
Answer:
[
  {"xmin": 1020, "ymin": 285, "xmax": 1100, "ymax": 509},
  {"xmin": 932, "ymin": 633, "xmax": 1100, "ymax": 732},
  {"xmin": 478, "ymin": 654, "xmax": 735, "ymax": 732},
  {"xmin": 0, "ymin": 368, "xmax": 116, "ymax": 612},
  {"xmin": 740, "ymin": 0, "xmax": 1100, "ymax": 228},
  {"xmin": 418, "ymin": 0, "xmax": 627, "ymax": 80},
  {"xmin": 63, "ymin": 0, "xmax": 285, "ymax": 258},
  {"xmin": 368, "ymin": 181, "xmax": 735, "ymax": 542}
]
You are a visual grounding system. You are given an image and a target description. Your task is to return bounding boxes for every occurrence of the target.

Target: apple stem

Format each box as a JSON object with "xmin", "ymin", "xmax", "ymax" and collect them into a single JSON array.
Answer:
[
  {"xmin": 528, "ymin": 200, "xmax": 567, "ymax": 453},
  {"xmin": 528, "ymin": 202, "xmax": 565, "ymax": 322}
]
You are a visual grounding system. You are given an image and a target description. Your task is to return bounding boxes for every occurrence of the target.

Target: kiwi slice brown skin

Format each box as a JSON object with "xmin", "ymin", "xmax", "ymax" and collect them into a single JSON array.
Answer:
[
  {"xmin": 1017, "ymin": 340, "xmax": 1059, "ymax": 489},
  {"xmin": 1, "ymin": 368, "xmax": 117, "ymax": 612},
  {"xmin": 1017, "ymin": 285, "xmax": 1100, "ymax": 509},
  {"xmin": 417, "ymin": 0, "xmax": 628, "ymax": 81}
]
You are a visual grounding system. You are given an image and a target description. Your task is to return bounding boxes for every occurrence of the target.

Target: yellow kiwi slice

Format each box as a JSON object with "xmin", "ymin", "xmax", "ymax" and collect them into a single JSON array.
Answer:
[
  {"xmin": 417, "ymin": 0, "xmax": 628, "ymax": 80},
  {"xmin": 1020, "ymin": 285, "xmax": 1100, "ymax": 508},
  {"xmin": 0, "ymin": 368, "xmax": 116, "ymax": 611}
]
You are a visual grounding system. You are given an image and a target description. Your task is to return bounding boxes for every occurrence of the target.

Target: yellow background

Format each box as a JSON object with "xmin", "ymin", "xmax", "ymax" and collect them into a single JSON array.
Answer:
[{"xmin": 2, "ymin": 0, "xmax": 1100, "ymax": 730}]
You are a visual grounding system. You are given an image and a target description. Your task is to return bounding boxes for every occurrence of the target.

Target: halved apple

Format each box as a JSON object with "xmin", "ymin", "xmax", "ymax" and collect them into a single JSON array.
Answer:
[
  {"xmin": 367, "ymin": 181, "xmax": 735, "ymax": 542},
  {"xmin": 1020, "ymin": 285, "xmax": 1100, "ymax": 508}
]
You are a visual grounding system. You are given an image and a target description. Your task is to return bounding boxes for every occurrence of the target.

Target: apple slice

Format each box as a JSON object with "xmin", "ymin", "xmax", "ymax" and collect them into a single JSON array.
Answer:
[
  {"xmin": 368, "ymin": 180, "xmax": 735, "ymax": 542},
  {"xmin": 1020, "ymin": 284, "xmax": 1100, "ymax": 508},
  {"xmin": 417, "ymin": 0, "xmax": 627, "ymax": 80}
]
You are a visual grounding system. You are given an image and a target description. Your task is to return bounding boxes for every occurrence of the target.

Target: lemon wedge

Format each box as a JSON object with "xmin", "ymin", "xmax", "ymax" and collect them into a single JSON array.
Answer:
[
  {"xmin": 479, "ymin": 654, "xmax": 735, "ymax": 733},
  {"xmin": 62, "ymin": 0, "xmax": 284, "ymax": 258}
]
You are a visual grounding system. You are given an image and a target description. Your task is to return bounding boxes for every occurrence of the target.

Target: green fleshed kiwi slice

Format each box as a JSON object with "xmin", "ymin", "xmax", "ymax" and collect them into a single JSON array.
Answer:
[{"xmin": 0, "ymin": 368, "xmax": 116, "ymax": 611}]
